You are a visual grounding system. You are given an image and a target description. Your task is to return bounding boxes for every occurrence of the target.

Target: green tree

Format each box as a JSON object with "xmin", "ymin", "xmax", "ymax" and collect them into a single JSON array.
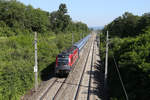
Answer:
[
  {"xmin": 103, "ymin": 12, "xmax": 140, "ymax": 38},
  {"xmin": 50, "ymin": 3, "xmax": 71, "ymax": 33},
  {"xmin": 136, "ymin": 13, "xmax": 150, "ymax": 33}
]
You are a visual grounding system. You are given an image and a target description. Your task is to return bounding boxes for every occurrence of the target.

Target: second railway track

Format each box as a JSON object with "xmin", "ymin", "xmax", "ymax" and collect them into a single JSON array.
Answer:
[{"xmin": 74, "ymin": 35, "xmax": 95, "ymax": 100}]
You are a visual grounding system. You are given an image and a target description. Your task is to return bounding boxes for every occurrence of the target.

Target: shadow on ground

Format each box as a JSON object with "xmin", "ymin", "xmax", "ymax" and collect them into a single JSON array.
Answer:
[
  {"xmin": 40, "ymin": 62, "xmax": 55, "ymax": 81},
  {"xmin": 92, "ymin": 59, "xmax": 105, "ymax": 99},
  {"xmin": 86, "ymin": 58, "xmax": 105, "ymax": 99},
  {"xmin": 40, "ymin": 62, "xmax": 68, "ymax": 81}
]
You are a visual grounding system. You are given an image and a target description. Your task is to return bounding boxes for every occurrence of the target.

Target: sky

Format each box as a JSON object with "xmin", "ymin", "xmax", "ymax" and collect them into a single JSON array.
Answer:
[{"xmin": 18, "ymin": 0, "xmax": 150, "ymax": 27}]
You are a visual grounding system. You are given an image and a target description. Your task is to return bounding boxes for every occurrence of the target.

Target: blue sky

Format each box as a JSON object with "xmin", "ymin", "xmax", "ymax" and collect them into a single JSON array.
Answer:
[{"xmin": 18, "ymin": 0, "xmax": 150, "ymax": 27}]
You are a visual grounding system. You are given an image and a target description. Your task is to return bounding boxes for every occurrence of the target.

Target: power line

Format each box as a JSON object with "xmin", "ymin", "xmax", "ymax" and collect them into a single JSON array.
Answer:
[{"xmin": 109, "ymin": 45, "xmax": 129, "ymax": 100}]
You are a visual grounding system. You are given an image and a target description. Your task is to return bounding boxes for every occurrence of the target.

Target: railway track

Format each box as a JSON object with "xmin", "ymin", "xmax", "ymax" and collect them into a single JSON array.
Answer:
[
  {"xmin": 87, "ymin": 39, "xmax": 95, "ymax": 100},
  {"xmin": 74, "ymin": 36, "xmax": 95, "ymax": 100},
  {"xmin": 73, "ymin": 35, "xmax": 101, "ymax": 100},
  {"xmin": 39, "ymin": 78, "xmax": 66, "ymax": 100},
  {"xmin": 74, "ymin": 37, "xmax": 94, "ymax": 100},
  {"xmin": 39, "ymin": 78, "xmax": 58, "ymax": 100}
]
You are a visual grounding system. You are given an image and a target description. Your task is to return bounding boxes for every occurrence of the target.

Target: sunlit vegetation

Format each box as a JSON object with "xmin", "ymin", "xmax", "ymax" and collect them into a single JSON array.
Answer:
[{"xmin": 0, "ymin": 1, "xmax": 89, "ymax": 99}]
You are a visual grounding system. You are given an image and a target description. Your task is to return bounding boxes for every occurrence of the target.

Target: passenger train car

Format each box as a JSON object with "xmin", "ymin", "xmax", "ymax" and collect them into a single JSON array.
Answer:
[{"xmin": 55, "ymin": 34, "xmax": 91, "ymax": 75}]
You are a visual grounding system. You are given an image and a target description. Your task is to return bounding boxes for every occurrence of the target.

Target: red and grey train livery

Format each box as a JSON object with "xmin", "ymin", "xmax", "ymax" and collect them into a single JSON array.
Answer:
[{"xmin": 55, "ymin": 34, "xmax": 91, "ymax": 75}]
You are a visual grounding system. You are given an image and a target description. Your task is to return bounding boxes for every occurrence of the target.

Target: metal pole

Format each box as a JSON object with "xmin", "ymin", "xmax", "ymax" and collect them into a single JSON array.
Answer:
[
  {"xmin": 34, "ymin": 32, "xmax": 38, "ymax": 91},
  {"xmin": 104, "ymin": 31, "xmax": 109, "ymax": 100}
]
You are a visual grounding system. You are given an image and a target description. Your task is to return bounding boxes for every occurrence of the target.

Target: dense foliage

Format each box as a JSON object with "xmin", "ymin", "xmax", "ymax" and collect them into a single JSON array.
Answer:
[
  {"xmin": 100, "ymin": 12, "xmax": 150, "ymax": 100},
  {"xmin": 0, "ymin": 1, "xmax": 89, "ymax": 100},
  {"xmin": 103, "ymin": 12, "xmax": 150, "ymax": 38}
]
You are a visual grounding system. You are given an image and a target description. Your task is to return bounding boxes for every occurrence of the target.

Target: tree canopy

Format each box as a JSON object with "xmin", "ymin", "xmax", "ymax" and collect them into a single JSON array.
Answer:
[
  {"xmin": 101, "ymin": 12, "xmax": 150, "ymax": 100},
  {"xmin": 0, "ymin": 1, "xmax": 89, "ymax": 36},
  {"xmin": 102, "ymin": 12, "xmax": 150, "ymax": 38}
]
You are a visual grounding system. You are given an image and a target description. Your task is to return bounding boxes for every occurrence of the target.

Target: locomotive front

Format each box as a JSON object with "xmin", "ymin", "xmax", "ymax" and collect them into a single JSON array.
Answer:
[{"xmin": 55, "ymin": 53, "xmax": 70, "ymax": 75}]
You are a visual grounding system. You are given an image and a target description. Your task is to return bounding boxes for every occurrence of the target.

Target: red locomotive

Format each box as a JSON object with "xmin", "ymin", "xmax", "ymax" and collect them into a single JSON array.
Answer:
[
  {"xmin": 55, "ymin": 34, "xmax": 91, "ymax": 75},
  {"xmin": 55, "ymin": 46, "xmax": 79, "ymax": 75}
]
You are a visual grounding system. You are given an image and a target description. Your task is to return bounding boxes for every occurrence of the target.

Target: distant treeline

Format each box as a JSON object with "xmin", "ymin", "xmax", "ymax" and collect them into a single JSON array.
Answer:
[
  {"xmin": 0, "ymin": 0, "xmax": 89, "ymax": 36},
  {"xmin": 103, "ymin": 12, "xmax": 150, "ymax": 38},
  {"xmin": 100, "ymin": 12, "xmax": 150, "ymax": 100}
]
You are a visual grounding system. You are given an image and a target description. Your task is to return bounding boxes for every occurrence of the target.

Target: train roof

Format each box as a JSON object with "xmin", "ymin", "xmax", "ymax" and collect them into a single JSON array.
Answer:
[
  {"xmin": 57, "ymin": 34, "xmax": 90, "ymax": 57},
  {"xmin": 73, "ymin": 34, "xmax": 91, "ymax": 47},
  {"xmin": 58, "ymin": 46, "xmax": 77, "ymax": 57}
]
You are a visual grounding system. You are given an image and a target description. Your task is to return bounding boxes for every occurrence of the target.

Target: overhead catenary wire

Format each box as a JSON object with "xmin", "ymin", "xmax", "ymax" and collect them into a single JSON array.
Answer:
[{"xmin": 109, "ymin": 44, "xmax": 129, "ymax": 100}]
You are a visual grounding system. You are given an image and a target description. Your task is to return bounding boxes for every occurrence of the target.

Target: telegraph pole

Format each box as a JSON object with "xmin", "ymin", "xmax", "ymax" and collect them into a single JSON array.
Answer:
[
  {"xmin": 104, "ymin": 31, "xmax": 109, "ymax": 100},
  {"xmin": 34, "ymin": 32, "xmax": 38, "ymax": 91}
]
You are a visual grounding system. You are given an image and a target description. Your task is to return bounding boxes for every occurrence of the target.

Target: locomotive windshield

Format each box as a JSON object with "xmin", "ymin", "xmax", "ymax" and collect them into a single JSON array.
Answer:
[{"xmin": 58, "ymin": 57, "xmax": 68, "ymax": 66}]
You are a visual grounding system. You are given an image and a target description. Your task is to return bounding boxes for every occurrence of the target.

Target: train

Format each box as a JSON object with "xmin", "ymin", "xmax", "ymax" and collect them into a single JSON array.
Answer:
[{"xmin": 55, "ymin": 34, "xmax": 91, "ymax": 75}]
